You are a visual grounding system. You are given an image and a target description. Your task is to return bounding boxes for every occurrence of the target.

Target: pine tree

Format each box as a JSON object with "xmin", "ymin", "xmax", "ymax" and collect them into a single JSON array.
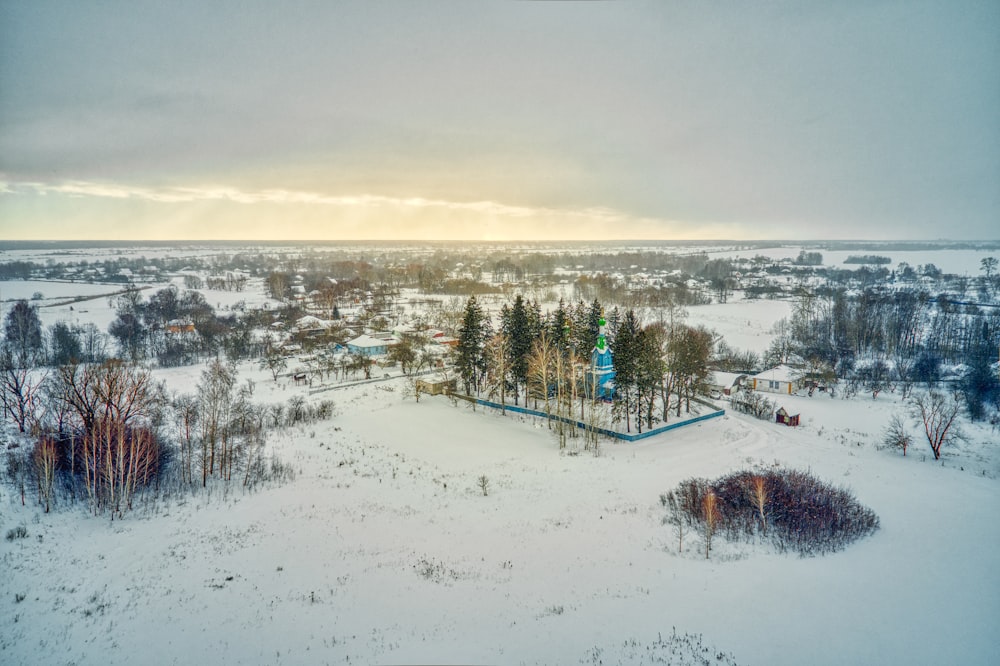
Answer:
[
  {"xmin": 610, "ymin": 309, "xmax": 641, "ymax": 433},
  {"xmin": 456, "ymin": 296, "xmax": 491, "ymax": 394},
  {"xmin": 501, "ymin": 295, "xmax": 532, "ymax": 405},
  {"xmin": 548, "ymin": 298, "xmax": 571, "ymax": 352}
]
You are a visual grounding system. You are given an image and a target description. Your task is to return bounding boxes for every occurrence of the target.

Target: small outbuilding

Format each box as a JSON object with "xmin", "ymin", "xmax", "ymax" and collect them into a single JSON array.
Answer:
[
  {"xmin": 707, "ymin": 371, "xmax": 747, "ymax": 398},
  {"xmin": 415, "ymin": 374, "xmax": 457, "ymax": 396},
  {"xmin": 775, "ymin": 407, "xmax": 800, "ymax": 427}
]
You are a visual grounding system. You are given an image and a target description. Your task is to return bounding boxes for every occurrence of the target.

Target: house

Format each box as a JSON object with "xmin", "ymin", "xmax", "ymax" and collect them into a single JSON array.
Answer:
[
  {"xmin": 775, "ymin": 407, "xmax": 800, "ymax": 427},
  {"xmin": 751, "ymin": 365, "xmax": 799, "ymax": 395},
  {"xmin": 416, "ymin": 374, "xmax": 457, "ymax": 396},
  {"xmin": 432, "ymin": 335, "xmax": 458, "ymax": 348},
  {"xmin": 707, "ymin": 371, "xmax": 747, "ymax": 398},
  {"xmin": 391, "ymin": 324, "xmax": 416, "ymax": 339},
  {"xmin": 347, "ymin": 334, "xmax": 389, "ymax": 357},
  {"xmin": 165, "ymin": 319, "xmax": 196, "ymax": 335}
]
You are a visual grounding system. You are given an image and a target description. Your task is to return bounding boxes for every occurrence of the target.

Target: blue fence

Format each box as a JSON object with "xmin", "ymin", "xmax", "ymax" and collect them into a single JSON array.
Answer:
[{"xmin": 461, "ymin": 396, "xmax": 725, "ymax": 442}]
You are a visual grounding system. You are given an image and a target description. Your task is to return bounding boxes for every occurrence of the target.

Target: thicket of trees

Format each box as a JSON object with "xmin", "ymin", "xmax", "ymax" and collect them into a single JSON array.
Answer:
[
  {"xmin": 767, "ymin": 288, "xmax": 1000, "ymax": 419},
  {"xmin": 452, "ymin": 294, "xmax": 713, "ymax": 438},
  {"xmin": 661, "ymin": 468, "xmax": 880, "ymax": 558},
  {"xmin": 1, "ymin": 347, "xmax": 325, "ymax": 518},
  {"xmin": 0, "ymin": 286, "xmax": 273, "ymax": 374}
]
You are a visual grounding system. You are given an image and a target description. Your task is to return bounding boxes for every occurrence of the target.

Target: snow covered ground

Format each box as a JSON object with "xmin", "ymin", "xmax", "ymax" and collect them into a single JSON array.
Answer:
[
  {"xmin": 2, "ymin": 362, "xmax": 998, "ymax": 665},
  {"xmin": 684, "ymin": 296, "xmax": 793, "ymax": 356},
  {"xmin": 0, "ymin": 277, "xmax": 279, "ymax": 332},
  {"xmin": 702, "ymin": 246, "xmax": 996, "ymax": 277},
  {"xmin": 1, "ymin": 245, "xmax": 998, "ymax": 664}
]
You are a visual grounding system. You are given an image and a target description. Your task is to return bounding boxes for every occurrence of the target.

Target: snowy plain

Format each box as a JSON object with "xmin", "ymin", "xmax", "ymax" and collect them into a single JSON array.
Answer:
[
  {"xmin": 1, "ymin": 244, "xmax": 998, "ymax": 665},
  {"xmin": 701, "ymin": 246, "xmax": 996, "ymax": 277},
  {"xmin": 3, "ymin": 366, "xmax": 998, "ymax": 665}
]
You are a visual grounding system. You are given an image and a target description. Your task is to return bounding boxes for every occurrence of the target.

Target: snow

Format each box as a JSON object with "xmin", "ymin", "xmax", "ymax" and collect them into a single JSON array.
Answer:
[
  {"xmin": 1, "ymin": 244, "xmax": 999, "ymax": 664},
  {"xmin": 3, "ymin": 365, "xmax": 998, "ymax": 665},
  {"xmin": 684, "ymin": 295, "xmax": 793, "ymax": 355},
  {"xmin": 703, "ymin": 246, "xmax": 997, "ymax": 277}
]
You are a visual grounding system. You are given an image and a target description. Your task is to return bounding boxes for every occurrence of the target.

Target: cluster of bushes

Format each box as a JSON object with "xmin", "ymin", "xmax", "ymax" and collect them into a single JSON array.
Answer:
[
  {"xmin": 266, "ymin": 397, "xmax": 335, "ymax": 429},
  {"xmin": 661, "ymin": 468, "xmax": 879, "ymax": 558},
  {"xmin": 728, "ymin": 387, "xmax": 775, "ymax": 420}
]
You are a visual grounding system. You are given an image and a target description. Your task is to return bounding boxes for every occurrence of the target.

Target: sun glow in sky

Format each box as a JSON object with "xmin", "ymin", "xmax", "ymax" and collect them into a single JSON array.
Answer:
[{"xmin": 1, "ymin": 1, "xmax": 998, "ymax": 241}]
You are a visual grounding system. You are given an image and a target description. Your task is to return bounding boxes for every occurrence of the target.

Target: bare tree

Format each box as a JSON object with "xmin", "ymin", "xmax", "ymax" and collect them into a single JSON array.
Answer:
[
  {"xmin": 749, "ymin": 475, "xmax": 768, "ymax": 534},
  {"xmin": 660, "ymin": 491, "xmax": 687, "ymax": 553},
  {"xmin": 702, "ymin": 490, "xmax": 721, "ymax": 559},
  {"xmin": 0, "ymin": 348, "xmax": 46, "ymax": 433},
  {"xmin": 883, "ymin": 414, "xmax": 912, "ymax": 457},
  {"xmin": 173, "ymin": 394, "xmax": 199, "ymax": 484},
  {"xmin": 259, "ymin": 341, "xmax": 287, "ymax": 381},
  {"xmin": 197, "ymin": 360, "xmax": 236, "ymax": 486},
  {"xmin": 408, "ymin": 376, "xmax": 423, "ymax": 403},
  {"xmin": 81, "ymin": 417, "xmax": 160, "ymax": 519},
  {"xmin": 34, "ymin": 437, "xmax": 57, "ymax": 513},
  {"xmin": 6, "ymin": 446, "xmax": 29, "ymax": 506},
  {"xmin": 484, "ymin": 332, "xmax": 511, "ymax": 415},
  {"xmin": 910, "ymin": 390, "xmax": 962, "ymax": 460},
  {"xmin": 527, "ymin": 331, "xmax": 555, "ymax": 423}
]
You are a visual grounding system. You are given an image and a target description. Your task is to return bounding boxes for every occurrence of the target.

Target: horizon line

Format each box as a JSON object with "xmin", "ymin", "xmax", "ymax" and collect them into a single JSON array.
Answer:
[{"xmin": 2, "ymin": 238, "xmax": 996, "ymax": 245}]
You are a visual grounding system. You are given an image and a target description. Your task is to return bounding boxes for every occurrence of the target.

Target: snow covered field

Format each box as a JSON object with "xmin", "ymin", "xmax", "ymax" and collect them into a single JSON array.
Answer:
[
  {"xmin": 702, "ymin": 246, "xmax": 996, "ymax": 277},
  {"xmin": 0, "ymin": 277, "xmax": 279, "ymax": 333},
  {"xmin": 685, "ymin": 296, "xmax": 792, "ymax": 356},
  {"xmin": 1, "ymin": 243, "xmax": 998, "ymax": 664},
  {"xmin": 2, "ymin": 361, "xmax": 998, "ymax": 665}
]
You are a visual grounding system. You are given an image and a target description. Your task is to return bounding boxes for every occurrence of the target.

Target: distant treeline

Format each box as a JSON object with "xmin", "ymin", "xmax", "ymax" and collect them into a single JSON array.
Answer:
[{"xmin": 843, "ymin": 255, "xmax": 892, "ymax": 265}]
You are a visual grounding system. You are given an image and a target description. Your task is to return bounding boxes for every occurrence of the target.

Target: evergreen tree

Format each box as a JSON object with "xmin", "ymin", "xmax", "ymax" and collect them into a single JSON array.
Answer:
[
  {"xmin": 548, "ymin": 298, "xmax": 571, "ymax": 353},
  {"xmin": 569, "ymin": 300, "xmax": 595, "ymax": 357},
  {"xmin": 456, "ymin": 296, "xmax": 491, "ymax": 394},
  {"xmin": 610, "ymin": 309, "xmax": 641, "ymax": 433},
  {"xmin": 501, "ymin": 295, "xmax": 532, "ymax": 405}
]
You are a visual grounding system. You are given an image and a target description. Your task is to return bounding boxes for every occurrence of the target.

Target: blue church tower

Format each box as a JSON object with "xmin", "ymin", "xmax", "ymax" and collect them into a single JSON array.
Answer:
[{"xmin": 587, "ymin": 315, "xmax": 615, "ymax": 400}]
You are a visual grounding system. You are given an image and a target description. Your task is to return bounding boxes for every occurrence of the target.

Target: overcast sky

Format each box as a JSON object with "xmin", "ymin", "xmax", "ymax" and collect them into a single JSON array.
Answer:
[{"xmin": 1, "ymin": 1, "xmax": 997, "ymax": 241}]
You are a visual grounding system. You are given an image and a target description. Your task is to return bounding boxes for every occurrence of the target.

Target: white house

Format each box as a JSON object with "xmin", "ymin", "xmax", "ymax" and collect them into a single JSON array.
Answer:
[
  {"xmin": 750, "ymin": 365, "xmax": 799, "ymax": 395},
  {"xmin": 347, "ymin": 334, "xmax": 390, "ymax": 357}
]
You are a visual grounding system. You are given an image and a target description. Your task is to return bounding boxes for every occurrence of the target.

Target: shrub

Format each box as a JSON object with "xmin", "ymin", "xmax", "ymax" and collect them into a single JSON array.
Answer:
[
  {"xmin": 6, "ymin": 525, "xmax": 28, "ymax": 541},
  {"xmin": 729, "ymin": 387, "xmax": 774, "ymax": 420},
  {"xmin": 661, "ymin": 468, "xmax": 879, "ymax": 557}
]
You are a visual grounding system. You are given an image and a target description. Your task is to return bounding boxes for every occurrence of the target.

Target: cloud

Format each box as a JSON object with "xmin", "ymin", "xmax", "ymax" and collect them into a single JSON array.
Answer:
[
  {"xmin": 9, "ymin": 179, "xmax": 585, "ymax": 216},
  {"xmin": 1, "ymin": 179, "xmax": 678, "ymax": 241}
]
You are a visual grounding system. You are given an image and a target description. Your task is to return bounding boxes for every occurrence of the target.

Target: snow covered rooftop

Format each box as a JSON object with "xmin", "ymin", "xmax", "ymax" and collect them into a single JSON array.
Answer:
[
  {"xmin": 347, "ymin": 334, "xmax": 390, "ymax": 348},
  {"xmin": 752, "ymin": 364, "xmax": 798, "ymax": 383}
]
